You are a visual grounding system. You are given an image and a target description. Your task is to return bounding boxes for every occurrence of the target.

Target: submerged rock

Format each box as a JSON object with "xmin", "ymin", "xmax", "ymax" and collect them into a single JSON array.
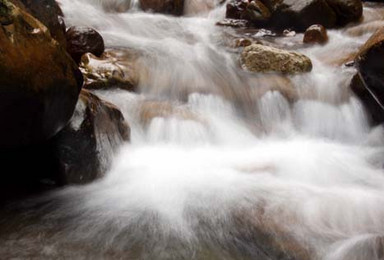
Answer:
[
  {"xmin": 101, "ymin": 0, "xmax": 132, "ymax": 12},
  {"xmin": 303, "ymin": 24, "xmax": 328, "ymax": 44},
  {"xmin": 241, "ymin": 44, "xmax": 312, "ymax": 74},
  {"xmin": 54, "ymin": 90, "xmax": 130, "ymax": 185},
  {"xmin": 80, "ymin": 49, "xmax": 139, "ymax": 91},
  {"xmin": 66, "ymin": 26, "xmax": 105, "ymax": 64},
  {"xmin": 0, "ymin": 0, "xmax": 82, "ymax": 148},
  {"xmin": 139, "ymin": 0, "xmax": 185, "ymax": 16},
  {"xmin": 351, "ymin": 27, "xmax": 384, "ymax": 125}
]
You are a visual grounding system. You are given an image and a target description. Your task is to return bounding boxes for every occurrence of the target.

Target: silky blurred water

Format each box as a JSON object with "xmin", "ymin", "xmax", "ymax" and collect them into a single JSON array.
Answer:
[{"xmin": 2, "ymin": 1, "xmax": 384, "ymax": 259}]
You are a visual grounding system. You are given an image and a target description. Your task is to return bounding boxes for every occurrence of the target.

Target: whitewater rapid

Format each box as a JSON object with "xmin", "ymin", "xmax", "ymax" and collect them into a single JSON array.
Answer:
[{"xmin": 1, "ymin": 1, "xmax": 384, "ymax": 259}]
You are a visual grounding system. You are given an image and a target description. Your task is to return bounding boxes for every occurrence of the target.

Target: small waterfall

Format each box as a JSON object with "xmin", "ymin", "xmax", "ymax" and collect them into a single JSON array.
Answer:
[{"xmin": 2, "ymin": 0, "xmax": 384, "ymax": 259}]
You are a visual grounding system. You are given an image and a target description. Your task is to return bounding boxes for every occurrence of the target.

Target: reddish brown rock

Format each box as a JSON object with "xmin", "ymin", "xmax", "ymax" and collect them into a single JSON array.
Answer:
[
  {"xmin": 0, "ymin": 0, "xmax": 82, "ymax": 148},
  {"xmin": 66, "ymin": 26, "xmax": 105, "ymax": 64},
  {"xmin": 303, "ymin": 24, "xmax": 328, "ymax": 44},
  {"xmin": 11, "ymin": 0, "xmax": 67, "ymax": 47}
]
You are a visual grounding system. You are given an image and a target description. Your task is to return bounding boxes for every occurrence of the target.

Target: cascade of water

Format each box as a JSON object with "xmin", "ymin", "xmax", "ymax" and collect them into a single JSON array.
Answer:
[{"xmin": 2, "ymin": 0, "xmax": 384, "ymax": 259}]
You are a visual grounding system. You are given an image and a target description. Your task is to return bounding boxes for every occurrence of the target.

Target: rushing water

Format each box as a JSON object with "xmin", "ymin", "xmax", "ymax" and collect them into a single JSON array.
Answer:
[{"xmin": 2, "ymin": 1, "xmax": 384, "ymax": 259}]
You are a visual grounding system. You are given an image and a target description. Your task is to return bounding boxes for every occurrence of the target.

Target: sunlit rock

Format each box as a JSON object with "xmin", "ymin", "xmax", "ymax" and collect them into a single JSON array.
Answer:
[
  {"xmin": 54, "ymin": 90, "xmax": 130, "ymax": 185},
  {"xmin": 0, "ymin": 0, "xmax": 82, "ymax": 147},
  {"xmin": 80, "ymin": 49, "xmax": 139, "ymax": 91},
  {"xmin": 241, "ymin": 44, "xmax": 312, "ymax": 73}
]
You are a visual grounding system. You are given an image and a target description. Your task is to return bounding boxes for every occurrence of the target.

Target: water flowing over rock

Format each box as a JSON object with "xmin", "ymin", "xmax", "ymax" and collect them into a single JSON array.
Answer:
[
  {"xmin": 66, "ymin": 26, "xmax": 105, "ymax": 64},
  {"xmin": 54, "ymin": 90, "xmax": 130, "ymax": 185},
  {"xmin": 0, "ymin": 0, "xmax": 82, "ymax": 147},
  {"xmin": 80, "ymin": 49, "xmax": 138, "ymax": 91},
  {"xmin": 225, "ymin": 0, "xmax": 363, "ymax": 31},
  {"xmin": 241, "ymin": 44, "xmax": 313, "ymax": 73},
  {"xmin": 351, "ymin": 27, "xmax": 384, "ymax": 125},
  {"xmin": 139, "ymin": 0, "xmax": 185, "ymax": 15}
]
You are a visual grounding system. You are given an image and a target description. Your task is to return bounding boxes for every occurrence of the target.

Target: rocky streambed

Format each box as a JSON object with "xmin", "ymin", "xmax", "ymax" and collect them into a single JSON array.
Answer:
[{"xmin": 1, "ymin": 0, "xmax": 384, "ymax": 259}]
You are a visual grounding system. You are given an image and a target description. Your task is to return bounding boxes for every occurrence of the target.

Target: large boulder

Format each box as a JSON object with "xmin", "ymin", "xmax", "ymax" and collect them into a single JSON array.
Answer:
[
  {"xmin": 225, "ymin": 0, "xmax": 363, "ymax": 31},
  {"xmin": 0, "ymin": 0, "xmax": 82, "ymax": 148},
  {"xmin": 13, "ymin": 0, "xmax": 67, "ymax": 47},
  {"xmin": 80, "ymin": 49, "xmax": 139, "ymax": 91},
  {"xmin": 139, "ymin": 0, "xmax": 185, "ymax": 16},
  {"xmin": 326, "ymin": 0, "xmax": 363, "ymax": 26},
  {"xmin": 241, "ymin": 44, "xmax": 312, "ymax": 74},
  {"xmin": 66, "ymin": 26, "xmax": 105, "ymax": 64},
  {"xmin": 270, "ymin": 0, "xmax": 337, "ymax": 31},
  {"xmin": 351, "ymin": 27, "xmax": 384, "ymax": 125},
  {"xmin": 54, "ymin": 90, "xmax": 130, "ymax": 185}
]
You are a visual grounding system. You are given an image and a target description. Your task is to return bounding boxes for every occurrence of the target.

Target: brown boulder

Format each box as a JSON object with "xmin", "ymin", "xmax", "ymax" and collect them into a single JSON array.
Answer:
[
  {"xmin": 0, "ymin": 0, "xmax": 82, "ymax": 148},
  {"xmin": 66, "ymin": 26, "xmax": 105, "ymax": 64},
  {"xmin": 303, "ymin": 24, "xmax": 328, "ymax": 44},
  {"xmin": 12, "ymin": 0, "xmax": 67, "ymax": 47},
  {"xmin": 139, "ymin": 0, "xmax": 185, "ymax": 16},
  {"xmin": 326, "ymin": 0, "xmax": 362, "ymax": 26},
  {"xmin": 54, "ymin": 90, "xmax": 130, "ymax": 185}
]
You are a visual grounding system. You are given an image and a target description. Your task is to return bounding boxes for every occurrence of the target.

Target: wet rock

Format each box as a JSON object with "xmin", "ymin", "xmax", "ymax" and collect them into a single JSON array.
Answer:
[
  {"xmin": 351, "ymin": 27, "xmax": 384, "ymax": 125},
  {"xmin": 139, "ymin": 0, "xmax": 185, "ymax": 16},
  {"xmin": 303, "ymin": 24, "xmax": 328, "ymax": 44},
  {"xmin": 225, "ymin": 0, "xmax": 363, "ymax": 31},
  {"xmin": 54, "ymin": 90, "xmax": 130, "ymax": 185},
  {"xmin": 80, "ymin": 49, "xmax": 139, "ymax": 91},
  {"xmin": 66, "ymin": 26, "xmax": 105, "ymax": 64},
  {"xmin": 326, "ymin": 0, "xmax": 363, "ymax": 26},
  {"xmin": 350, "ymin": 73, "xmax": 384, "ymax": 125},
  {"xmin": 12, "ymin": 0, "xmax": 67, "ymax": 47},
  {"xmin": 226, "ymin": 0, "xmax": 271, "ymax": 22},
  {"xmin": 241, "ymin": 44, "xmax": 312, "ymax": 74},
  {"xmin": 235, "ymin": 37, "xmax": 253, "ymax": 47},
  {"xmin": 216, "ymin": 18, "xmax": 250, "ymax": 28},
  {"xmin": 0, "ymin": 0, "xmax": 82, "ymax": 148}
]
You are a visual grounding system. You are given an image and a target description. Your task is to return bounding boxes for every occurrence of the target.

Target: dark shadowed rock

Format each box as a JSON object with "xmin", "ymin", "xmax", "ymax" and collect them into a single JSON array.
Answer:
[
  {"xmin": 13, "ymin": 0, "xmax": 67, "ymax": 47},
  {"xmin": 326, "ymin": 0, "xmax": 363, "ymax": 26},
  {"xmin": 303, "ymin": 24, "xmax": 328, "ymax": 44},
  {"xmin": 0, "ymin": 0, "xmax": 82, "ymax": 148},
  {"xmin": 66, "ymin": 26, "xmax": 105, "ymax": 64},
  {"xmin": 225, "ymin": 0, "xmax": 363, "ymax": 31},
  {"xmin": 139, "ymin": 0, "xmax": 185, "ymax": 15},
  {"xmin": 54, "ymin": 90, "xmax": 130, "ymax": 185},
  {"xmin": 351, "ymin": 27, "xmax": 384, "ymax": 125}
]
